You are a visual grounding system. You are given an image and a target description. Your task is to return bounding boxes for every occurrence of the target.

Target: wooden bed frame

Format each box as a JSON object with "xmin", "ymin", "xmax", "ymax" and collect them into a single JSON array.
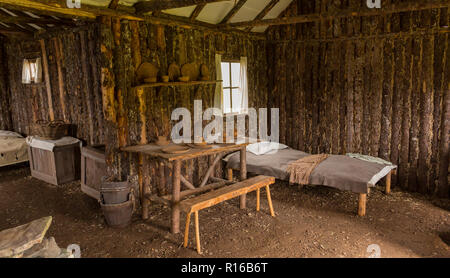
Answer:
[{"xmin": 226, "ymin": 168, "xmax": 396, "ymax": 217}]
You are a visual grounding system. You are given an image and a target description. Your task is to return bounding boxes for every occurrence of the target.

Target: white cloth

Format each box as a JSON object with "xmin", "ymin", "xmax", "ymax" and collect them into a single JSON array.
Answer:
[
  {"xmin": 26, "ymin": 136, "xmax": 81, "ymax": 151},
  {"xmin": 22, "ymin": 58, "xmax": 42, "ymax": 84},
  {"xmin": 239, "ymin": 56, "xmax": 248, "ymax": 114},
  {"xmin": 214, "ymin": 54, "xmax": 223, "ymax": 111},
  {"xmin": 246, "ymin": 141, "xmax": 289, "ymax": 156},
  {"xmin": 0, "ymin": 130, "xmax": 23, "ymax": 138}
]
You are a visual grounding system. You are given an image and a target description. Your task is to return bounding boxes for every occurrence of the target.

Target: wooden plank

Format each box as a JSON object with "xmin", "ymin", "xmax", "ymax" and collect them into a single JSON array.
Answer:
[
  {"xmin": 133, "ymin": 80, "xmax": 222, "ymax": 90},
  {"xmin": 179, "ymin": 176, "xmax": 275, "ymax": 213},
  {"xmin": 121, "ymin": 141, "xmax": 250, "ymax": 162}
]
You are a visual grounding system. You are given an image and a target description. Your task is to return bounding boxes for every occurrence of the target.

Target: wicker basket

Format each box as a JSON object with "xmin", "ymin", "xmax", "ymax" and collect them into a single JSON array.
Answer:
[{"xmin": 31, "ymin": 120, "xmax": 69, "ymax": 140}]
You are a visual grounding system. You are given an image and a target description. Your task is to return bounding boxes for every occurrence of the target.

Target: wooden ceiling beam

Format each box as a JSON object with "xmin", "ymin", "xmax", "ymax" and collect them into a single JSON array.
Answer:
[
  {"xmin": 220, "ymin": 0, "xmax": 247, "ymax": 24},
  {"xmin": 135, "ymin": 0, "xmax": 227, "ymax": 15},
  {"xmin": 145, "ymin": 12, "xmax": 265, "ymax": 39},
  {"xmin": 0, "ymin": 0, "xmax": 142, "ymax": 21},
  {"xmin": 108, "ymin": 0, "xmax": 120, "ymax": 10},
  {"xmin": 0, "ymin": 14, "xmax": 72, "ymax": 25},
  {"xmin": 244, "ymin": 0, "xmax": 279, "ymax": 31},
  {"xmin": 189, "ymin": 3, "xmax": 206, "ymax": 21},
  {"xmin": 225, "ymin": 0, "xmax": 450, "ymax": 28}
]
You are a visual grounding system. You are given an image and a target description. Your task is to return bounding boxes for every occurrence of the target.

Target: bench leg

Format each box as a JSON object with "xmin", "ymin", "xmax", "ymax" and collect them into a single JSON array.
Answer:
[
  {"xmin": 227, "ymin": 168, "xmax": 233, "ymax": 181},
  {"xmin": 265, "ymin": 185, "xmax": 275, "ymax": 217},
  {"xmin": 385, "ymin": 171, "xmax": 392, "ymax": 194},
  {"xmin": 358, "ymin": 193, "xmax": 367, "ymax": 216},
  {"xmin": 256, "ymin": 188, "xmax": 260, "ymax": 212},
  {"xmin": 194, "ymin": 211, "xmax": 202, "ymax": 254},
  {"xmin": 184, "ymin": 213, "xmax": 191, "ymax": 248}
]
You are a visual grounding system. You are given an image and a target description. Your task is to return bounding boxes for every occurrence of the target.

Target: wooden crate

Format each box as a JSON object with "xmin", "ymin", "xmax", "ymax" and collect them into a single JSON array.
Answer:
[
  {"xmin": 28, "ymin": 142, "xmax": 81, "ymax": 186},
  {"xmin": 80, "ymin": 145, "xmax": 106, "ymax": 200}
]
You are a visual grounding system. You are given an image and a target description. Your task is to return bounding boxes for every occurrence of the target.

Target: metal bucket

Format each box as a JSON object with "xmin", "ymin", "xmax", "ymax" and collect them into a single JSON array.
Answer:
[
  {"xmin": 100, "ymin": 193, "xmax": 134, "ymax": 228},
  {"xmin": 100, "ymin": 177, "xmax": 130, "ymax": 205}
]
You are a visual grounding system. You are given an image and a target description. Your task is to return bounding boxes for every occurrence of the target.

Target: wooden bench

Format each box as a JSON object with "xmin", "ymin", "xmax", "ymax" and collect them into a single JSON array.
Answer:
[{"xmin": 180, "ymin": 175, "xmax": 276, "ymax": 254}]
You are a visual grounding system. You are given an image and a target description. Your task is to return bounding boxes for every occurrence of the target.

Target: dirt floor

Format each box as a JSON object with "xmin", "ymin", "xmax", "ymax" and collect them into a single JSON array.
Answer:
[{"xmin": 1, "ymin": 164, "xmax": 449, "ymax": 258}]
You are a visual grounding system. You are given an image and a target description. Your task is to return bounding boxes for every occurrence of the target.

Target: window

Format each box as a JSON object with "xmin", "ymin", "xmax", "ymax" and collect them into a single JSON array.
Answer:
[
  {"xmin": 221, "ymin": 61, "xmax": 246, "ymax": 114},
  {"xmin": 22, "ymin": 58, "xmax": 42, "ymax": 84}
]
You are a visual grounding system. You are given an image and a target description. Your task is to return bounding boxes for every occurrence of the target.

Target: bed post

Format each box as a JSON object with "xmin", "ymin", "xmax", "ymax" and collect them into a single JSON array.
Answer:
[
  {"xmin": 239, "ymin": 147, "xmax": 247, "ymax": 209},
  {"xmin": 227, "ymin": 168, "xmax": 233, "ymax": 181},
  {"xmin": 358, "ymin": 194, "xmax": 367, "ymax": 216},
  {"xmin": 385, "ymin": 171, "xmax": 392, "ymax": 194}
]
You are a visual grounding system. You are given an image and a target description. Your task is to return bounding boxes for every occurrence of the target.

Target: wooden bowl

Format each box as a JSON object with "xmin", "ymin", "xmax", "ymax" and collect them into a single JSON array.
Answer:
[{"xmin": 179, "ymin": 76, "xmax": 190, "ymax": 82}]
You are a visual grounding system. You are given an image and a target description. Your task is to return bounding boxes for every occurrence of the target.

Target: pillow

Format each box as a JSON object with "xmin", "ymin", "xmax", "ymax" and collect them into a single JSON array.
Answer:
[
  {"xmin": 246, "ymin": 141, "xmax": 288, "ymax": 156},
  {"xmin": 0, "ymin": 130, "xmax": 23, "ymax": 138}
]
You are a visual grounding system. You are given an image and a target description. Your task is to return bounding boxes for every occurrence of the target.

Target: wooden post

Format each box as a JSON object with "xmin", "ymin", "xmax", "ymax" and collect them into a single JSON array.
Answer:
[
  {"xmin": 194, "ymin": 211, "xmax": 202, "ymax": 254},
  {"xmin": 266, "ymin": 185, "xmax": 275, "ymax": 217},
  {"xmin": 256, "ymin": 188, "xmax": 260, "ymax": 211},
  {"xmin": 227, "ymin": 168, "xmax": 233, "ymax": 181},
  {"xmin": 358, "ymin": 193, "xmax": 367, "ymax": 216},
  {"xmin": 386, "ymin": 171, "xmax": 392, "ymax": 194},
  {"xmin": 239, "ymin": 147, "xmax": 247, "ymax": 209},
  {"xmin": 184, "ymin": 212, "xmax": 191, "ymax": 248},
  {"xmin": 39, "ymin": 39, "xmax": 54, "ymax": 121},
  {"xmin": 171, "ymin": 159, "xmax": 182, "ymax": 234},
  {"xmin": 139, "ymin": 154, "xmax": 150, "ymax": 220}
]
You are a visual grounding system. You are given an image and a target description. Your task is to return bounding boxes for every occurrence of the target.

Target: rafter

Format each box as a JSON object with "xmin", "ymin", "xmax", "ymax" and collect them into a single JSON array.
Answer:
[
  {"xmin": 0, "ymin": 0, "xmax": 142, "ymax": 21},
  {"xmin": 0, "ymin": 14, "xmax": 72, "ymax": 25},
  {"xmin": 146, "ymin": 12, "xmax": 265, "ymax": 40},
  {"xmin": 108, "ymin": 0, "xmax": 120, "ymax": 10},
  {"xmin": 220, "ymin": 0, "xmax": 247, "ymax": 24},
  {"xmin": 134, "ymin": 0, "xmax": 227, "ymax": 15},
  {"xmin": 225, "ymin": 0, "xmax": 450, "ymax": 28},
  {"xmin": 244, "ymin": 0, "xmax": 279, "ymax": 31},
  {"xmin": 189, "ymin": 3, "xmax": 206, "ymax": 21}
]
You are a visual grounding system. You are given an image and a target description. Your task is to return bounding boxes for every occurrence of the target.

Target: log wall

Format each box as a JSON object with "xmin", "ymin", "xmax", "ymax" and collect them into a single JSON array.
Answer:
[
  {"xmin": 99, "ymin": 18, "xmax": 269, "ymax": 196},
  {"xmin": 0, "ymin": 37, "xmax": 12, "ymax": 131},
  {"xmin": 267, "ymin": 0, "xmax": 449, "ymax": 197},
  {"xmin": 4, "ymin": 25, "xmax": 104, "ymax": 145}
]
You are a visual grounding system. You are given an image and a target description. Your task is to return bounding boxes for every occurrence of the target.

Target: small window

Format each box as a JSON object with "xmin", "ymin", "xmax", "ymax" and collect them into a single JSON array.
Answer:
[
  {"xmin": 221, "ymin": 61, "xmax": 245, "ymax": 114},
  {"xmin": 22, "ymin": 58, "xmax": 42, "ymax": 84}
]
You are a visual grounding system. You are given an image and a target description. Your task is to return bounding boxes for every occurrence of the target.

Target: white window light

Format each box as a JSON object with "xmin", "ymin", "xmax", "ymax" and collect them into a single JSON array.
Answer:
[{"xmin": 22, "ymin": 58, "xmax": 42, "ymax": 84}]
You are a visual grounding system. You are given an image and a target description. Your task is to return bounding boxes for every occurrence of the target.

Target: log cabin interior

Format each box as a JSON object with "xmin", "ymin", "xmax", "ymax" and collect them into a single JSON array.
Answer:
[{"xmin": 0, "ymin": 0, "xmax": 449, "ymax": 259}]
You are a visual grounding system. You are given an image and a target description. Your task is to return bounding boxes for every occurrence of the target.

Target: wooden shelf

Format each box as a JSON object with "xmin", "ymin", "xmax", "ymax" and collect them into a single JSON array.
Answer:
[{"xmin": 133, "ymin": 80, "xmax": 222, "ymax": 90}]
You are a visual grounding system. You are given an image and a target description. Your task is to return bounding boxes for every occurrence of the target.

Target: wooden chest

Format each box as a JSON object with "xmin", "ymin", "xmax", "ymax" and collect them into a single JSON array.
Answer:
[
  {"xmin": 80, "ymin": 145, "xmax": 106, "ymax": 200},
  {"xmin": 28, "ymin": 141, "xmax": 81, "ymax": 186}
]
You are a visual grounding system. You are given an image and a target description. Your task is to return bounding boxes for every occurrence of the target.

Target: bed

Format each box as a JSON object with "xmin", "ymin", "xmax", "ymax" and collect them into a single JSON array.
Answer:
[
  {"xmin": 223, "ymin": 142, "xmax": 397, "ymax": 216},
  {"xmin": 0, "ymin": 131, "xmax": 29, "ymax": 167}
]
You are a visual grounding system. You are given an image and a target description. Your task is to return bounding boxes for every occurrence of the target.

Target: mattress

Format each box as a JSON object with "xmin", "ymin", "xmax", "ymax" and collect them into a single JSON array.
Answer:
[
  {"xmin": 0, "ymin": 131, "xmax": 29, "ymax": 167},
  {"xmin": 224, "ymin": 148, "xmax": 396, "ymax": 194}
]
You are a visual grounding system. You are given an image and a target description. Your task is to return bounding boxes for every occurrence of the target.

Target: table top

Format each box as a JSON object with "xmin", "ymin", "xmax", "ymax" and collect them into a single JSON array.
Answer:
[{"xmin": 121, "ymin": 140, "xmax": 251, "ymax": 162}]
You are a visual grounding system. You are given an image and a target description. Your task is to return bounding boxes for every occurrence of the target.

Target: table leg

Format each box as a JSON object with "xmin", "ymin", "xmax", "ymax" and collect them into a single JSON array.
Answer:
[
  {"xmin": 139, "ymin": 154, "xmax": 149, "ymax": 220},
  {"xmin": 239, "ymin": 147, "xmax": 247, "ymax": 209},
  {"xmin": 171, "ymin": 160, "xmax": 181, "ymax": 234}
]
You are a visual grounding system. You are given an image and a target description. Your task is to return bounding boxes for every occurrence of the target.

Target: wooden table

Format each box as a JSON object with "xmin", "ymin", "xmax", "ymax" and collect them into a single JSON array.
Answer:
[{"xmin": 121, "ymin": 141, "xmax": 250, "ymax": 234}]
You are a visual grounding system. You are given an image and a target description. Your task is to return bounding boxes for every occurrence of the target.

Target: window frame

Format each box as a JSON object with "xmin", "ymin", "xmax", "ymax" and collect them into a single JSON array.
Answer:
[{"xmin": 221, "ymin": 60, "xmax": 242, "ymax": 115}]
